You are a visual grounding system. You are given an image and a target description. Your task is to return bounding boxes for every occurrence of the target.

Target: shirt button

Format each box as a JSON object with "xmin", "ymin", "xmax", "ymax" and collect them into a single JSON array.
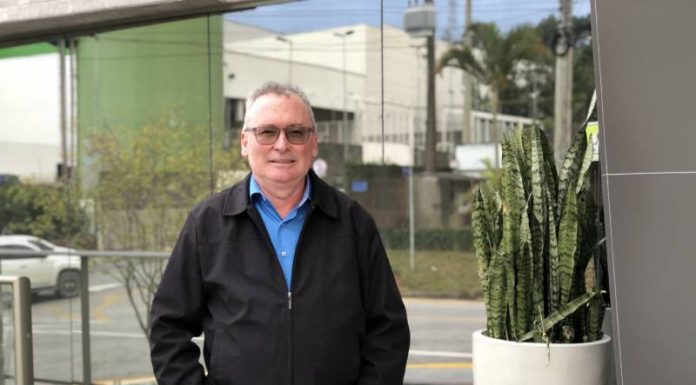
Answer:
[{"xmin": 281, "ymin": 251, "xmax": 287, "ymax": 257}]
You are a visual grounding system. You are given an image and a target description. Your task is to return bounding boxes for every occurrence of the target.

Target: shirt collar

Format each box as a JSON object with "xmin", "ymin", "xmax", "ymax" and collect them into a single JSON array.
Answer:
[
  {"xmin": 223, "ymin": 170, "xmax": 336, "ymax": 218},
  {"xmin": 249, "ymin": 175, "xmax": 312, "ymax": 208}
]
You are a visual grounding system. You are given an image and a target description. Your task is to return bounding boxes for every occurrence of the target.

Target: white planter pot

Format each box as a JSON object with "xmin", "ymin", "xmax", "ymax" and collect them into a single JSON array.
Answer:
[{"xmin": 472, "ymin": 329, "xmax": 612, "ymax": 385}]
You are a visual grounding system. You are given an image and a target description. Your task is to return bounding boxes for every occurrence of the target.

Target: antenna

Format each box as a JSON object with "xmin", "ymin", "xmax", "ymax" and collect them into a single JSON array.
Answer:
[{"xmin": 445, "ymin": 0, "xmax": 457, "ymax": 42}]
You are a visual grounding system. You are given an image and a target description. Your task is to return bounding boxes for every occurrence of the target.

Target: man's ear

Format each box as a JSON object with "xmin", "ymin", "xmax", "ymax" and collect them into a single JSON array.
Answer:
[
  {"xmin": 241, "ymin": 130, "xmax": 249, "ymax": 157},
  {"xmin": 311, "ymin": 134, "xmax": 319, "ymax": 158}
]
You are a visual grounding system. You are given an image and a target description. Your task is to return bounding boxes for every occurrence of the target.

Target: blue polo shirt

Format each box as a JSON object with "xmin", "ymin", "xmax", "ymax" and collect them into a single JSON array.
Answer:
[{"xmin": 249, "ymin": 175, "xmax": 312, "ymax": 290}]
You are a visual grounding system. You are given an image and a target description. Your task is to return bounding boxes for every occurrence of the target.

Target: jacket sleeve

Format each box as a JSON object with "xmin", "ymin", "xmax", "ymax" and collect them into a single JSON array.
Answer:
[
  {"xmin": 357, "ymin": 216, "xmax": 411, "ymax": 385},
  {"xmin": 150, "ymin": 213, "xmax": 207, "ymax": 385}
]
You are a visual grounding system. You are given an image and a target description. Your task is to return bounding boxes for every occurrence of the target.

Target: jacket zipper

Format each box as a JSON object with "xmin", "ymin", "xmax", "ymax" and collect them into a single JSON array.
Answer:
[
  {"xmin": 286, "ymin": 203, "xmax": 315, "ymax": 385},
  {"xmin": 250, "ymin": 203, "xmax": 315, "ymax": 385},
  {"xmin": 287, "ymin": 290, "xmax": 293, "ymax": 385},
  {"xmin": 247, "ymin": 206, "xmax": 295, "ymax": 384}
]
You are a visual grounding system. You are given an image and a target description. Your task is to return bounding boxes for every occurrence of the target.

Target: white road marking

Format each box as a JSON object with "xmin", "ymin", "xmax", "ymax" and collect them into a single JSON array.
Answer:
[{"xmin": 89, "ymin": 283, "xmax": 122, "ymax": 292}]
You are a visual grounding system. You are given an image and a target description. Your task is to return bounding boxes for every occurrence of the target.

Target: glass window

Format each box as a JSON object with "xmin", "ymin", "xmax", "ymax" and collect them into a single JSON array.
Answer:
[
  {"xmin": 0, "ymin": 1, "xmax": 596, "ymax": 383},
  {"xmin": 28, "ymin": 239, "xmax": 53, "ymax": 251}
]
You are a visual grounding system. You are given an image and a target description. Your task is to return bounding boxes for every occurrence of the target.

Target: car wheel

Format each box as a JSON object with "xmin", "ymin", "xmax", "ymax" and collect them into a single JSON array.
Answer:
[{"xmin": 57, "ymin": 270, "xmax": 81, "ymax": 298}]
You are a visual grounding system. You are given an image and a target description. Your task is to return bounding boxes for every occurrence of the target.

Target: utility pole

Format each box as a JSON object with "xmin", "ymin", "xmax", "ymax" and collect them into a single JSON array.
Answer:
[
  {"xmin": 462, "ymin": 0, "xmax": 473, "ymax": 145},
  {"xmin": 59, "ymin": 39, "xmax": 68, "ymax": 185},
  {"xmin": 444, "ymin": 0, "xmax": 456, "ymax": 42},
  {"xmin": 531, "ymin": 64, "xmax": 540, "ymax": 119},
  {"xmin": 334, "ymin": 30, "xmax": 354, "ymax": 161},
  {"xmin": 424, "ymin": 0, "xmax": 437, "ymax": 173},
  {"xmin": 553, "ymin": 0, "xmax": 574, "ymax": 165},
  {"xmin": 444, "ymin": 0, "xmax": 456, "ymax": 156}
]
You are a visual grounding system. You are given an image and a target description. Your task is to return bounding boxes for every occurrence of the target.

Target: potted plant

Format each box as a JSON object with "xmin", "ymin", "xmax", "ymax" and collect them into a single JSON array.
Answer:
[{"xmin": 471, "ymin": 125, "xmax": 611, "ymax": 385}]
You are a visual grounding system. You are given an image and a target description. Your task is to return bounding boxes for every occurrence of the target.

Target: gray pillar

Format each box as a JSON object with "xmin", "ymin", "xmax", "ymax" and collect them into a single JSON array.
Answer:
[{"xmin": 592, "ymin": 1, "xmax": 696, "ymax": 384}]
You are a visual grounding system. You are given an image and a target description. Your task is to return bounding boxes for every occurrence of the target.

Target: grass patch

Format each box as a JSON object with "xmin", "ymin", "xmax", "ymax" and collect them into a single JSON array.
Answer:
[{"xmin": 387, "ymin": 249, "xmax": 482, "ymax": 299}]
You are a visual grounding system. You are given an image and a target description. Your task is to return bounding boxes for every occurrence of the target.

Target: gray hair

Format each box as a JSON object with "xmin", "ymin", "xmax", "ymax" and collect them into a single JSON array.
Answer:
[{"xmin": 243, "ymin": 82, "xmax": 316, "ymax": 129}]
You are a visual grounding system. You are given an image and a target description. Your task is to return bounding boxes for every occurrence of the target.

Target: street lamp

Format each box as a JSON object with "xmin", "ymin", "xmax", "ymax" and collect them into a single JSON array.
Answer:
[
  {"xmin": 333, "ymin": 29, "xmax": 354, "ymax": 160},
  {"xmin": 404, "ymin": 1, "xmax": 436, "ymax": 173},
  {"xmin": 276, "ymin": 35, "xmax": 293, "ymax": 83}
]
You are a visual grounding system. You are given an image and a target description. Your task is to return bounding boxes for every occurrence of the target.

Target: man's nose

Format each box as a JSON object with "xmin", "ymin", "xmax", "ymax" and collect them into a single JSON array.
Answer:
[{"xmin": 273, "ymin": 130, "xmax": 290, "ymax": 150}]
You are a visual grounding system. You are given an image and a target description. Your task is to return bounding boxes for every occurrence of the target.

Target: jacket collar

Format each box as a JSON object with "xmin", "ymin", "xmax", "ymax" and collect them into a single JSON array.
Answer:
[{"xmin": 222, "ymin": 169, "xmax": 337, "ymax": 219}]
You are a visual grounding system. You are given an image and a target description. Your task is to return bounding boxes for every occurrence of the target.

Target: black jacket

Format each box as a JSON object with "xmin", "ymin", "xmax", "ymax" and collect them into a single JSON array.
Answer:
[{"xmin": 150, "ymin": 171, "xmax": 410, "ymax": 385}]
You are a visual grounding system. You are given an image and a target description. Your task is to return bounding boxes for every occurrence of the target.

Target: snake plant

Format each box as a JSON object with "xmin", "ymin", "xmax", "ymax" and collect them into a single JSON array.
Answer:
[{"xmin": 473, "ymin": 125, "xmax": 605, "ymax": 343}]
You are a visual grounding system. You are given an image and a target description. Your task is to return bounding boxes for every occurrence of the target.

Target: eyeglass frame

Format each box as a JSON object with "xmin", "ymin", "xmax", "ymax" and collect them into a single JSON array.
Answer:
[{"xmin": 243, "ymin": 125, "xmax": 316, "ymax": 145}]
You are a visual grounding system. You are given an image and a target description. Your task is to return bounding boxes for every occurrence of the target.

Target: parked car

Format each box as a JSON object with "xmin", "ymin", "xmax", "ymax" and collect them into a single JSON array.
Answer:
[{"xmin": 0, "ymin": 235, "xmax": 81, "ymax": 297}]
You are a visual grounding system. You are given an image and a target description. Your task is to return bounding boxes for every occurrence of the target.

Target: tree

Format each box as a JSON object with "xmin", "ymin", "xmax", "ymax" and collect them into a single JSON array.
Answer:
[
  {"xmin": 437, "ymin": 22, "xmax": 549, "ymax": 165},
  {"xmin": 0, "ymin": 180, "xmax": 94, "ymax": 248},
  {"xmin": 88, "ymin": 114, "xmax": 245, "ymax": 337}
]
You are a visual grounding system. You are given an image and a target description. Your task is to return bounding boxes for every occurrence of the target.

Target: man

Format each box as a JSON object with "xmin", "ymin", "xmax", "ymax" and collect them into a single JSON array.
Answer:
[{"xmin": 150, "ymin": 82, "xmax": 410, "ymax": 385}]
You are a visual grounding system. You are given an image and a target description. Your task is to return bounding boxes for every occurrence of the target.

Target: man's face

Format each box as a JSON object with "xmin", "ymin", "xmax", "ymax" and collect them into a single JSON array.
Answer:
[{"xmin": 241, "ymin": 93, "xmax": 318, "ymax": 189}]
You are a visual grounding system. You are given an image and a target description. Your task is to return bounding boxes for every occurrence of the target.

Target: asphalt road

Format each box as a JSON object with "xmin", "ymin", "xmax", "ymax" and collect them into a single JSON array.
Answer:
[{"xmin": 5, "ymin": 270, "xmax": 486, "ymax": 385}]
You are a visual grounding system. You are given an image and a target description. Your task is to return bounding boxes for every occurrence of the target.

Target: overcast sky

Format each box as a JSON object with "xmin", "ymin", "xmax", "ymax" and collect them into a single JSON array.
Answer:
[{"xmin": 226, "ymin": 0, "xmax": 592, "ymax": 36}]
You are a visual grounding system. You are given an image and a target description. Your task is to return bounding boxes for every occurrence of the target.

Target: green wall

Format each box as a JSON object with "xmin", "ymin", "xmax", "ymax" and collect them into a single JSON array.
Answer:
[
  {"xmin": 77, "ymin": 16, "xmax": 224, "ymax": 141},
  {"xmin": 0, "ymin": 43, "xmax": 57, "ymax": 58}
]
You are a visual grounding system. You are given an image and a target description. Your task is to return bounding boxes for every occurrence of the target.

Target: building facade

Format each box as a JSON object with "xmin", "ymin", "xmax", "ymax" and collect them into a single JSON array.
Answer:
[{"xmin": 222, "ymin": 20, "xmax": 535, "ymax": 168}]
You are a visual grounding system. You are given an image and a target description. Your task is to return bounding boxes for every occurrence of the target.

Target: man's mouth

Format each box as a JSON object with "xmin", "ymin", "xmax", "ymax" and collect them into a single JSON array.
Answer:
[{"xmin": 270, "ymin": 159, "xmax": 295, "ymax": 164}]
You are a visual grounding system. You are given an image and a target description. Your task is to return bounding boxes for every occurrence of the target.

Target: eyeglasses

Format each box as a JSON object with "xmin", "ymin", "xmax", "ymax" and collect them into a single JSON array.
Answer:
[{"xmin": 244, "ymin": 125, "xmax": 315, "ymax": 145}]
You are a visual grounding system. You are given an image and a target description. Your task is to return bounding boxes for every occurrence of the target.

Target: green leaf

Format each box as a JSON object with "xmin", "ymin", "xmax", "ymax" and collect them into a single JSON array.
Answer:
[
  {"xmin": 519, "ymin": 290, "xmax": 602, "ymax": 342},
  {"xmin": 530, "ymin": 127, "xmax": 545, "ymax": 224},
  {"xmin": 487, "ymin": 250, "xmax": 510, "ymax": 339},
  {"xmin": 576, "ymin": 128, "xmax": 595, "ymax": 195},
  {"xmin": 558, "ymin": 179, "xmax": 578, "ymax": 305},
  {"xmin": 516, "ymin": 200, "xmax": 534, "ymax": 337},
  {"xmin": 558, "ymin": 127, "xmax": 587, "ymax": 219},
  {"xmin": 540, "ymin": 127, "xmax": 558, "ymax": 197},
  {"xmin": 547, "ymin": 186, "xmax": 561, "ymax": 315},
  {"xmin": 586, "ymin": 295, "xmax": 606, "ymax": 342},
  {"xmin": 473, "ymin": 189, "xmax": 492, "ymax": 301},
  {"xmin": 528, "ymin": 126, "xmax": 547, "ymax": 332}
]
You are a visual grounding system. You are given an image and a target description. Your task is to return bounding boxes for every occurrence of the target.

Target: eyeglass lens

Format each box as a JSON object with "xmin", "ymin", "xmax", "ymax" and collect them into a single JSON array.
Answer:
[{"xmin": 254, "ymin": 126, "xmax": 312, "ymax": 145}]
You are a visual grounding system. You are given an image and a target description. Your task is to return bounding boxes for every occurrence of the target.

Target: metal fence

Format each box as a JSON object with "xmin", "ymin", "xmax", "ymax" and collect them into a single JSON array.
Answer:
[
  {"xmin": 0, "ymin": 275, "xmax": 34, "ymax": 385},
  {"xmin": 0, "ymin": 249, "xmax": 168, "ymax": 385}
]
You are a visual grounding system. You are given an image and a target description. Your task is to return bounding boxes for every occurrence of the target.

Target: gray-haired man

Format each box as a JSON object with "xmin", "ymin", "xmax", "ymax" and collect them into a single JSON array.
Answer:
[{"xmin": 150, "ymin": 82, "xmax": 410, "ymax": 385}]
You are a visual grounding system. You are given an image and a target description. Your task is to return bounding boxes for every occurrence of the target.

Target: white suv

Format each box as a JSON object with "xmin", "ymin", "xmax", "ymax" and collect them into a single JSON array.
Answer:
[{"xmin": 0, "ymin": 235, "xmax": 82, "ymax": 297}]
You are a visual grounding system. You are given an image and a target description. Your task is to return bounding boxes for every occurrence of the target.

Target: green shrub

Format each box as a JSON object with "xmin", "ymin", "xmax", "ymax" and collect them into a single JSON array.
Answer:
[{"xmin": 379, "ymin": 228, "xmax": 473, "ymax": 252}]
